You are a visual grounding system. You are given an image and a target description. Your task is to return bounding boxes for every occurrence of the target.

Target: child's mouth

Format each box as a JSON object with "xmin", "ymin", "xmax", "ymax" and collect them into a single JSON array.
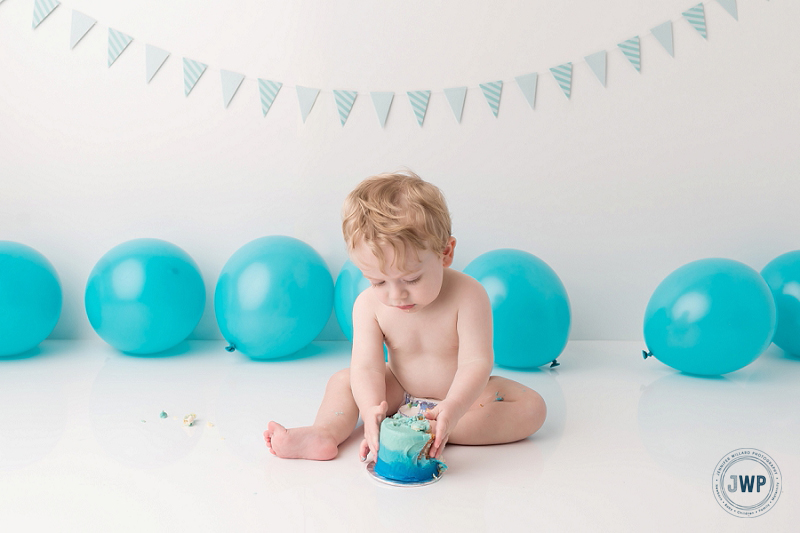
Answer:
[{"xmin": 397, "ymin": 305, "xmax": 415, "ymax": 310}]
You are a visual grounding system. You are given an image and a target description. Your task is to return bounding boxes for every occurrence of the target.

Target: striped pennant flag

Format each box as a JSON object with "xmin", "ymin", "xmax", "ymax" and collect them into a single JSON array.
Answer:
[
  {"xmin": 585, "ymin": 51, "xmax": 607, "ymax": 86},
  {"xmin": 69, "ymin": 11, "xmax": 95, "ymax": 49},
  {"xmin": 550, "ymin": 63, "xmax": 572, "ymax": 99},
  {"xmin": 407, "ymin": 90, "xmax": 431, "ymax": 127},
  {"xmin": 296, "ymin": 86, "xmax": 320, "ymax": 123},
  {"xmin": 32, "ymin": 0, "xmax": 60, "ymax": 29},
  {"xmin": 683, "ymin": 4, "xmax": 708, "ymax": 40},
  {"xmin": 183, "ymin": 58, "xmax": 208, "ymax": 96},
  {"xmin": 651, "ymin": 21, "xmax": 674, "ymax": 58},
  {"xmin": 443, "ymin": 87, "xmax": 467, "ymax": 123},
  {"xmin": 146, "ymin": 45, "xmax": 170, "ymax": 83},
  {"xmin": 717, "ymin": 0, "xmax": 738, "ymax": 20},
  {"xmin": 479, "ymin": 81, "xmax": 502, "ymax": 118},
  {"xmin": 258, "ymin": 79, "xmax": 282, "ymax": 117},
  {"xmin": 221, "ymin": 70, "xmax": 245, "ymax": 108},
  {"xmin": 515, "ymin": 73, "xmax": 538, "ymax": 109},
  {"xmin": 108, "ymin": 28, "xmax": 133, "ymax": 67},
  {"xmin": 333, "ymin": 90, "xmax": 357, "ymax": 126},
  {"xmin": 370, "ymin": 92, "xmax": 394, "ymax": 128},
  {"xmin": 618, "ymin": 37, "xmax": 641, "ymax": 72}
]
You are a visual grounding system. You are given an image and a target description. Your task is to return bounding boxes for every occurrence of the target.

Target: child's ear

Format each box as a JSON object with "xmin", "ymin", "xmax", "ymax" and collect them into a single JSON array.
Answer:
[{"xmin": 442, "ymin": 237, "xmax": 456, "ymax": 267}]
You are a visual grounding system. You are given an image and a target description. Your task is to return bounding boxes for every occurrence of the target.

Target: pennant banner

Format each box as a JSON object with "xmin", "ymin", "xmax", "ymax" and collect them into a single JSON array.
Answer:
[
  {"xmin": 32, "ymin": 0, "xmax": 59, "ymax": 29},
  {"xmin": 19, "ymin": 1, "xmax": 752, "ymax": 126},
  {"xmin": 407, "ymin": 90, "xmax": 431, "ymax": 127},
  {"xmin": 146, "ymin": 45, "xmax": 169, "ymax": 83},
  {"xmin": 108, "ymin": 28, "xmax": 133, "ymax": 67},
  {"xmin": 371, "ymin": 92, "xmax": 394, "ymax": 128},
  {"xmin": 683, "ymin": 4, "xmax": 708, "ymax": 40},
  {"xmin": 479, "ymin": 81, "xmax": 502, "ymax": 118},
  {"xmin": 259, "ymin": 79, "xmax": 282, "ymax": 117},
  {"xmin": 443, "ymin": 87, "xmax": 467, "ymax": 123},
  {"xmin": 515, "ymin": 73, "xmax": 538, "ymax": 109},
  {"xmin": 221, "ymin": 70, "xmax": 245, "ymax": 108},
  {"xmin": 550, "ymin": 63, "xmax": 573, "ymax": 99},
  {"xmin": 651, "ymin": 21, "xmax": 675, "ymax": 58},
  {"xmin": 69, "ymin": 11, "xmax": 95, "ymax": 49},
  {"xmin": 183, "ymin": 58, "xmax": 207, "ymax": 96},
  {"xmin": 585, "ymin": 51, "xmax": 607, "ymax": 87},
  {"xmin": 717, "ymin": 0, "xmax": 738, "ymax": 21},
  {"xmin": 618, "ymin": 37, "xmax": 641, "ymax": 72},
  {"xmin": 333, "ymin": 90, "xmax": 357, "ymax": 126},
  {"xmin": 296, "ymin": 86, "xmax": 320, "ymax": 123}
]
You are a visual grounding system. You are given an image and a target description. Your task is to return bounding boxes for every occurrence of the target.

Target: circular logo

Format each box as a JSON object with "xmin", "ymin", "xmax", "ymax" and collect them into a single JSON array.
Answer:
[{"xmin": 712, "ymin": 449, "xmax": 782, "ymax": 517}]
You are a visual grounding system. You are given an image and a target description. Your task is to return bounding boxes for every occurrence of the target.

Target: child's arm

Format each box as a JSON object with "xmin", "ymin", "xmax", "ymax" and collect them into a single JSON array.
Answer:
[
  {"xmin": 349, "ymin": 290, "xmax": 389, "ymax": 460},
  {"xmin": 424, "ymin": 281, "xmax": 493, "ymax": 458}
]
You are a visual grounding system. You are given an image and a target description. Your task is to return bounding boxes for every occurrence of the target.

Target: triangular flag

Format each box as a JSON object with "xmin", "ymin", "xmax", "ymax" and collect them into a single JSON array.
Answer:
[
  {"xmin": 479, "ymin": 81, "xmax": 502, "ymax": 118},
  {"xmin": 69, "ymin": 11, "xmax": 95, "ymax": 49},
  {"xmin": 221, "ymin": 70, "xmax": 245, "ymax": 108},
  {"xmin": 296, "ymin": 86, "xmax": 320, "ymax": 123},
  {"xmin": 183, "ymin": 58, "xmax": 207, "ymax": 96},
  {"xmin": 407, "ymin": 90, "xmax": 431, "ymax": 127},
  {"xmin": 683, "ymin": 4, "xmax": 708, "ymax": 40},
  {"xmin": 584, "ymin": 51, "xmax": 607, "ymax": 87},
  {"xmin": 717, "ymin": 0, "xmax": 738, "ymax": 21},
  {"xmin": 618, "ymin": 37, "xmax": 641, "ymax": 72},
  {"xmin": 550, "ymin": 63, "xmax": 572, "ymax": 99},
  {"xmin": 145, "ymin": 45, "xmax": 170, "ymax": 83},
  {"xmin": 370, "ymin": 92, "xmax": 394, "ymax": 128},
  {"xmin": 258, "ymin": 79, "xmax": 282, "ymax": 117},
  {"xmin": 651, "ymin": 21, "xmax": 674, "ymax": 58},
  {"xmin": 443, "ymin": 87, "xmax": 467, "ymax": 123},
  {"xmin": 108, "ymin": 28, "xmax": 133, "ymax": 67},
  {"xmin": 32, "ymin": 0, "xmax": 59, "ymax": 29},
  {"xmin": 515, "ymin": 73, "xmax": 538, "ymax": 109},
  {"xmin": 333, "ymin": 90, "xmax": 357, "ymax": 126}
]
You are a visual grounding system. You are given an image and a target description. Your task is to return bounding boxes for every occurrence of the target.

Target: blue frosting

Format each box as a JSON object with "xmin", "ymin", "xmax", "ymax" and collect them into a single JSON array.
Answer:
[{"xmin": 373, "ymin": 414, "xmax": 446, "ymax": 482}]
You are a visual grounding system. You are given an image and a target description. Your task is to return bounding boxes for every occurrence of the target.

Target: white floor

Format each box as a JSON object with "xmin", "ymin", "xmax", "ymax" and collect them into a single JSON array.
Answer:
[{"xmin": 0, "ymin": 339, "xmax": 797, "ymax": 532}]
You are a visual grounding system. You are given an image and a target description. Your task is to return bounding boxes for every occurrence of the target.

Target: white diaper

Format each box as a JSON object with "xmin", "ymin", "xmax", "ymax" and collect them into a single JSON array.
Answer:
[{"xmin": 397, "ymin": 392, "xmax": 439, "ymax": 418}]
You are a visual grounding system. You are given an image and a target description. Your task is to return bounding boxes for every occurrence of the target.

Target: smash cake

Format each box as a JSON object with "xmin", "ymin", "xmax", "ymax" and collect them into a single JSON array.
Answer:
[{"xmin": 373, "ymin": 413, "xmax": 447, "ymax": 483}]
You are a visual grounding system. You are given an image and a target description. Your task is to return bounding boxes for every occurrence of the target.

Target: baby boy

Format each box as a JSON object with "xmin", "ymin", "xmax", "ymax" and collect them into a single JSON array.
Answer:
[{"xmin": 265, "ymin": 171, "xmax": 546, "ymax": 461}]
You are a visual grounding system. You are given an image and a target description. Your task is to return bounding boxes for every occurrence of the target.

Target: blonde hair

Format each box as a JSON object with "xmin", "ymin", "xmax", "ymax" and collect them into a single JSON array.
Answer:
[{"xmin": 342, "ymin": 170, "xmax": 452, "ymax": 272}]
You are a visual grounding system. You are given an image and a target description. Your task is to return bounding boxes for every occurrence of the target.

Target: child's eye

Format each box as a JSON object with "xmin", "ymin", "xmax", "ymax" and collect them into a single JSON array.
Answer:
[
  {"xmin": 405, "ymin": 277, "xmax": 421, "ymax": 285},
  {"xmin": 371, "ymin": 281, "xmax": 385, "ymax": 287}
]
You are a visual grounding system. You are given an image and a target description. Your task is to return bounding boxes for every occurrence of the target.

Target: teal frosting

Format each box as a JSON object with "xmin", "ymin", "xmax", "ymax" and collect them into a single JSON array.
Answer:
[{"xmin": 374, "ymin": 414, "xmax": 447, "ymax": 482}]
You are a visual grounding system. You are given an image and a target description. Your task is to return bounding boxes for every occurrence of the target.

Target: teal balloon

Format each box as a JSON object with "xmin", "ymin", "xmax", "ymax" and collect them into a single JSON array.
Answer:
[
  {"xmin": 464, "ymin": 249, "xmax": 570, "ymax": 369},
  {"xmin": 215, "ymin": 236, "xmax": 334, "ymax": 360},
  {"xmin": 334, "ymin": 260, "xmax": 371, "ymax": 341},
  {"xmin": 644, "ymin": 258, "xmax": 776, "ymax": 375},
  {"xmin": 0, "ymin": 242, "xmax": 62, "ymax": 356},
  {"xmin": 85, "ymin": 239, "xmax": 205, "ymax": 354},
  {"xmin": 761, "ymin": 250, "xmax": 800, "ymax": 355}
]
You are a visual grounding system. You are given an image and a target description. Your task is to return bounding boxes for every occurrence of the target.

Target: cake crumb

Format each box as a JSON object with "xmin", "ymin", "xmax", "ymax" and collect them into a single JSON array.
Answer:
[
  {"xmin": 494, "ymin": 392, "xmax": 504, "ymax": 402},
  {"xmin": 206, "ymin": 421, "xmax": 214, "ymax": 428},
  {"xmin": 334, "ymin": 411, "xmax": 344, "ymax": 416},
  {"xmin": 183, "ymin": 414, "xmax": 197, "ymax": 426},
  {"xmin": 159, "ymin": 411, "xmax": 168, "ymax": 419}
]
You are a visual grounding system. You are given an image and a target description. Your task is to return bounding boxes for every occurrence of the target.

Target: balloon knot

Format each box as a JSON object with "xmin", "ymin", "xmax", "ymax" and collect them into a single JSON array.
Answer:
[
  {"xmin": 225, "ymin": 343, "xmax": 236, "ymax": 353},
  {"xmin": 550, "ymin": 359, "xmax": 560, "ymax": 368},
  {"xmin": 642, "ymin": 350, "xmax": 653, "ymax": 360}
]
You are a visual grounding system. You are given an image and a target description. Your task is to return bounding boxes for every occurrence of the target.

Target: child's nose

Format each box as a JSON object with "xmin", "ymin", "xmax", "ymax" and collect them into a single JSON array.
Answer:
[{"xmin": 389, "ymin": 283, "xmax": 408, "ymax": 300}]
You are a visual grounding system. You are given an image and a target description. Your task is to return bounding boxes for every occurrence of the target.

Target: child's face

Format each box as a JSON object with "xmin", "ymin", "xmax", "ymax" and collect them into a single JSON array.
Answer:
[{"xmin": 351, "ymin": 238, "xmax": 455, "ymax": 313}]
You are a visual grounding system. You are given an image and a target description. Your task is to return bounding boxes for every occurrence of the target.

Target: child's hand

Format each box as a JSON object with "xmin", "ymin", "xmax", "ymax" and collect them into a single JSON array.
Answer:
[
  {"xmin": 424, "ymin": 402, "xmax": 457, "ymax": 459},
  {"xmin": 359, "ymin": 400, "xmax": 388, "ymax": 461}
]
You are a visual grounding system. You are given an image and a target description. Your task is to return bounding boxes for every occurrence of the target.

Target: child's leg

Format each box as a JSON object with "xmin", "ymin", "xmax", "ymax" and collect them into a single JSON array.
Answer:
[
  {"xmin": 448, "ymin": 376, "xmax": 546, "ymax": 446},
  {"xmin": 265, "ymin": 365, "xmax": 405, "ymax": 460}
]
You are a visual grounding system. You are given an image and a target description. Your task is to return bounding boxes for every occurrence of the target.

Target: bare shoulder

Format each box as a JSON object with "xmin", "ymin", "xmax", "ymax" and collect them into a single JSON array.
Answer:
[{"xmin": 445, "ymin": 269, "xmax": 490, "ymax": 308}]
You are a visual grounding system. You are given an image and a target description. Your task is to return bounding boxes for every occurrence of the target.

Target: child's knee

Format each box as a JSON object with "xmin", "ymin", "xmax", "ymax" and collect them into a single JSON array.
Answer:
[
  {"xmin": 524, "ymin": 390, "xmax": 547, "ymax": 436},
  {"xmin": 328, "ymin": 368, "xmax": 351, "ymax": 390}
]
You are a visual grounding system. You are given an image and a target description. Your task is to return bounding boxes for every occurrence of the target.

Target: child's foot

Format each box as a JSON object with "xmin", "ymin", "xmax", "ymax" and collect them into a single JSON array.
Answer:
[{"xmin": 264, "ymin": 421, "xmax": 339, "ymax": 460}]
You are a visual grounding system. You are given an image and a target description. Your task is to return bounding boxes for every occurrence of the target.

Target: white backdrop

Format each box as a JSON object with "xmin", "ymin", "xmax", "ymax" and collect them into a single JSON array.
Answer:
[{"xmin": 1, "ymin": 0, "xmax": 798, "ymax": 342}]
